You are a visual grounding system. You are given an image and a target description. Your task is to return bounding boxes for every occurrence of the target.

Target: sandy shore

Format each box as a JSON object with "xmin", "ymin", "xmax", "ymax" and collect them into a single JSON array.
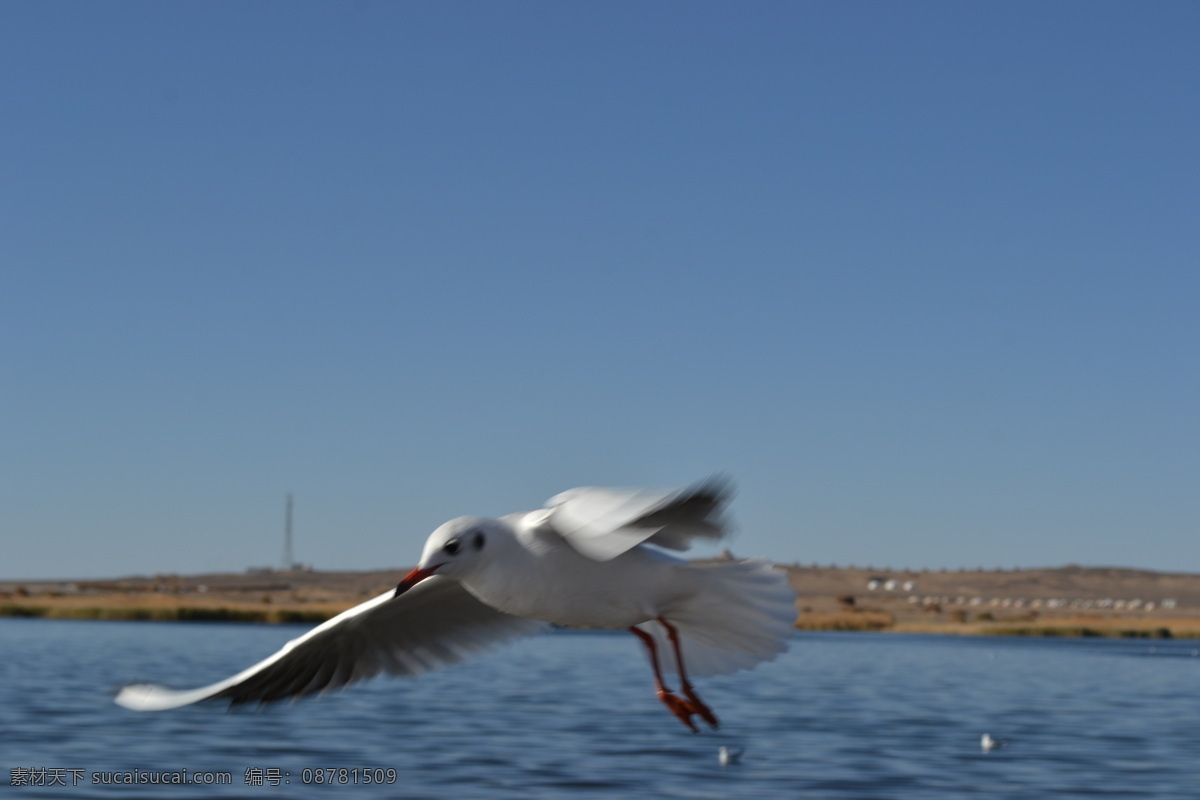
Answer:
[{"xmin": 4, "ymin": 562, "xmax": 1199, "ymax": 638}]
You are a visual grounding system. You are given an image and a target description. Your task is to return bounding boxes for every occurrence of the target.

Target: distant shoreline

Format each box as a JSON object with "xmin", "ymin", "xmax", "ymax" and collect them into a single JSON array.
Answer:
[
  {"xmin": 4, "ymin": 604, "xmax": 1198, "ymax": 640},
  {"xmin": 4, "ymin": 563, "xmax": 1200, "ymax": 638}
]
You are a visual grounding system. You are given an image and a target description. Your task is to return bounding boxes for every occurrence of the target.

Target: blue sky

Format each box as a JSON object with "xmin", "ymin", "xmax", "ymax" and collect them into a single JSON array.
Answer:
[{"xmin": 3, "ymin": 2, "xmax": 1197, "ymax": 580}]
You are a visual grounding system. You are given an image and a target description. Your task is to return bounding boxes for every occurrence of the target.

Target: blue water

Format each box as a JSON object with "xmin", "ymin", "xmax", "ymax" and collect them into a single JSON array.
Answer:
[{"xmin": 2, "ymin": 619, "xmax": 1198, "ymax": 798}]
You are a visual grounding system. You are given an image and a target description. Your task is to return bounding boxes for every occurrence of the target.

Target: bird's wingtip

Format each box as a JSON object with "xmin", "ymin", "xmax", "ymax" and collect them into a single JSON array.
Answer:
[
  {"xmin": 113, "ymin": 682, "xmax": 202, "ymax": 711},
  {"xmin": 113, "ymin": 682, "xmax": 157, "ymax": 710}
]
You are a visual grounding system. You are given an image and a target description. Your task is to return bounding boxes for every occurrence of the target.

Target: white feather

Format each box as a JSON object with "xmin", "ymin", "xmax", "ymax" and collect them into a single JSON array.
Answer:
[
  {"xmin": 115, "ymin": 577, "xmax": 546, "ymax": 711},
  {"xmin": 546, "ymin": 480, "xmax": 730, "ymax": 561}
]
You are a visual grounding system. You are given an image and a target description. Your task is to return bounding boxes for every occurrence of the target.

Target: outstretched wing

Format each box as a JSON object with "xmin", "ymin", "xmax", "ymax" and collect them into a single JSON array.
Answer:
[
  {"xmin": 544, "ymin": 477, "xmax": 732, "ymax": 561},
  {"xmin": 114, "ymin": 576, "xmax": 548, "ymax": 711}
]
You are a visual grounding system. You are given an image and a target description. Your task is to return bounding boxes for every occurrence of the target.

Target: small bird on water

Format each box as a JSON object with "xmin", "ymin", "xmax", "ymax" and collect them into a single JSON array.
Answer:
[
  {"xmin": 718, "ymin": 745, "xmax": 744, "ymax": 765},
  {"xmin": 981, "ymin": 733, "xmax": 1008, "ymax": 752},
  {"xmin": 115, "ymin": 479, "xmax": 797, "ymax": 732}
]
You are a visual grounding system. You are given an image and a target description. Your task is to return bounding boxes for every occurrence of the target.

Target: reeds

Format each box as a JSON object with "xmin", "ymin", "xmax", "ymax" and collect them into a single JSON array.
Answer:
[
  {"xmin": 0, "ymin": 603, "xmax": 334, "ymax": 624},
  {"xmin": 795, "ymin": 610, "xmax": 896, "ymax": 632}
]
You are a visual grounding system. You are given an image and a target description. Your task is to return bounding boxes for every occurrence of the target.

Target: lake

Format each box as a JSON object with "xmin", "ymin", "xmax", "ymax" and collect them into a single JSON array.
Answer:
[{"xmin": 2, "ymin": 619, "xmax": 1198, "ymax": 798}]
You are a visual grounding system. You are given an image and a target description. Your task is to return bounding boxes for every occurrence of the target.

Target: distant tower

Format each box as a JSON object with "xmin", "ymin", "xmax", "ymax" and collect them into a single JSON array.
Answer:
[{"xmin": 282, "ymin": 492, "xmax": 294, "ymax": 571}]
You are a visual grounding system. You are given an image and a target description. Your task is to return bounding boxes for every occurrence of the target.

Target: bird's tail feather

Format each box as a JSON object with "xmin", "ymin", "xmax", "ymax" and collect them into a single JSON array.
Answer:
[{"xmin": 636, "ymin": 559, "xmax": 796, "ymax": 677}]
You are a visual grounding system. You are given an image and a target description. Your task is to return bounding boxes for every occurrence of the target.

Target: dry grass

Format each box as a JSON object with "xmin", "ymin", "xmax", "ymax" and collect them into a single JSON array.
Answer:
[
  {"xmin": 795, "ymin": 609, "xmax": 896, "ymax": 632},
  {"xmin": 6, "ymin": 584, "xmax": 1200, "ymax": 641},
  {"xmin": 892, "ymin": 615, "xmax": 1200, "ymax": 639},
  {"xmin": 0, "ymin": 595, "xmax": 349, "ymax": 625}
]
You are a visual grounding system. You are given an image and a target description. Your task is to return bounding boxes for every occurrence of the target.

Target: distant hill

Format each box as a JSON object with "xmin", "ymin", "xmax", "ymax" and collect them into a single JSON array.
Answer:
[
  {"xmin": 3, "ymin": 563, "xmax": 1197, "ymax": 637},
  {"xmin": 6, "ymin": 562, "xmax": 1198, "ymax": 607}
]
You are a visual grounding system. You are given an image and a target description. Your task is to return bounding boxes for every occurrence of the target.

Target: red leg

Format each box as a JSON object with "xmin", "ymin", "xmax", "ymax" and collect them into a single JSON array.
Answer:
[
  {"xmin": 657, "ymin": 617, "xmax": 719, "ymax": 729},
  {"xmin": 629, "ymin": 626, "xmax": 699, "ymax": 732}
]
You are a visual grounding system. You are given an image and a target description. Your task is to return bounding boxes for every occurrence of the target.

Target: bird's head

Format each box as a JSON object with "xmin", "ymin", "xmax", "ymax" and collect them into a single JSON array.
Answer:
[{"xmin": 394, "ymin": 516, "xmax": 499, "ymax": 597}]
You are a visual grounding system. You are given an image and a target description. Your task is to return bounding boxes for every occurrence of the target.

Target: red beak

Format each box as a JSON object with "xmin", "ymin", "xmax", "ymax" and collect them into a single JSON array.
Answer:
[{"xmin": 393, "ymin": 564, "xmax": 440, "ymax": 598}]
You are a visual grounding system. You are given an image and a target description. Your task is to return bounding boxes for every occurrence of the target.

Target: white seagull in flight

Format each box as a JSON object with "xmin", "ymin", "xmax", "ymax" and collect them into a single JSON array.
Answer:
[{"xmin": 115, "ymin": 479, "xmax": 797, "ymax": 731}]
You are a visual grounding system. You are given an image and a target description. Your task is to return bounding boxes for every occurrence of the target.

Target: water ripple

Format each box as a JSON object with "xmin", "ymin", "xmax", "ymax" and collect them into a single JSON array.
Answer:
[{"xmin": 3, "ymin": 623, "xmax": 1200, "ymax": 798}]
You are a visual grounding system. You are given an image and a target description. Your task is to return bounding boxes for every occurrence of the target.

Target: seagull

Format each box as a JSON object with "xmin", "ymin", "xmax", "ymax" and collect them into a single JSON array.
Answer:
[
  {"xmin": 115, "ymin": 479, "xmax": 797, "ymax": 732},
  {"xmin": 718, "ymin": 745, "xmax": 744, "ymax": 765},
  {"xmin": 981, "ymin": 733, "xmax": 1008, "ymax": 752}
]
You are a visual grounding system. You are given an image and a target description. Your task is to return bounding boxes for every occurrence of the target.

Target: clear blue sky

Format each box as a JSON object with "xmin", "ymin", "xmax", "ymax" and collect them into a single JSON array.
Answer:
[{"xmin": 3, "ymin": 2, "xmax": 1197, "ymax": 580}]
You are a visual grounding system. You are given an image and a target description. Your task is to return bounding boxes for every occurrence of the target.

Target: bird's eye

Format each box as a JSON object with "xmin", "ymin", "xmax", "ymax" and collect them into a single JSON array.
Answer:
[
  {"xmin": 443, "ymin": 539, "xmax": 461, "ymax": 555},
  {"xmin": 472, "ymin": 532, "xmax": 485, "ymax": 551}
]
